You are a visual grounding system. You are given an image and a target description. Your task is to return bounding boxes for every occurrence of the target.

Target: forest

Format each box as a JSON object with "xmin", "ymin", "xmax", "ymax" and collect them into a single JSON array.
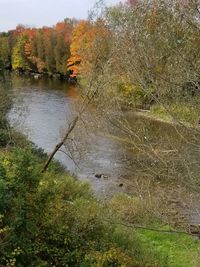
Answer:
[{"xmin": 0, "ymin": 0, "xmax": 200, "ymax": 266}]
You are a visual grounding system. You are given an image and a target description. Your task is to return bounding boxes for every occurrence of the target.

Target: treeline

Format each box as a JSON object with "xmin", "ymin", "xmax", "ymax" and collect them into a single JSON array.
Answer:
[
  {"xmin": 0, "ymin": 16, "xmax": 110, "ymax": 79},
  {"xmin": 0, "ymin": 19, "xmax": 77, "ymax": 77},
  {"xmin": 0, "ymin": 15, "xmax": 112, "ymax": 80}
]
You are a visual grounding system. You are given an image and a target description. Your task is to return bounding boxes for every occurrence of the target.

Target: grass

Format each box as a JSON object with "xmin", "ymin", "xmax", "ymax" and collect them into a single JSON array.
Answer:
[
  {"xmin": 109, "ymin": 193, "xmax": 200, "ymax": 267},
  {"xmin": 136, "ymin": 227, "xmax": 200, "ymax": 267},
  {"xmin": 150, "ymin": 103, "xmax": 200, "ymax": 125}
]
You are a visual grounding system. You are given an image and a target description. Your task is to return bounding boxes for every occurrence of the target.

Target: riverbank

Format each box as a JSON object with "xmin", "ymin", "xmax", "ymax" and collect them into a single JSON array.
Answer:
[
  {"xmin": 129, "ymin": 105, "xmax": 200, "ymax": 131},
  {"xmin": 1, "ymin": 69, "xmax": 77, "ymax": 83},
  {"xmin": 149, "ymin": 103, "xmax": 200, "ymax": 128}
]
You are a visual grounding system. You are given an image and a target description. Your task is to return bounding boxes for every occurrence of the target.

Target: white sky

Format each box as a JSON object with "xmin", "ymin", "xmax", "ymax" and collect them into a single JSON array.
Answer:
[{"xmin": 0, "ymin": 0, "xmax": 123, "ymax": 32}]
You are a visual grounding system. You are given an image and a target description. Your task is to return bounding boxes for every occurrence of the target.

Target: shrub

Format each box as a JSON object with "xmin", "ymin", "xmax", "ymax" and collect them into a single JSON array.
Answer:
[{"xmin": 0, "ymin": 148, "xmax": 164, "ymax": 266}]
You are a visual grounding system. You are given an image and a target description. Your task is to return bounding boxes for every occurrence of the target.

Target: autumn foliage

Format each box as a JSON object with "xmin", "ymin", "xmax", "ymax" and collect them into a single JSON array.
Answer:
[
  {"xmin": 0, "ymin": 20, "xmax": 75, "ymax": 77},
  {"xmin": 68, "ymin": 19, "xmax": 111, "ymax": 77},
  {"xmin": 0, "ymin": 14, "xmax": 112, "ymax": 79}
]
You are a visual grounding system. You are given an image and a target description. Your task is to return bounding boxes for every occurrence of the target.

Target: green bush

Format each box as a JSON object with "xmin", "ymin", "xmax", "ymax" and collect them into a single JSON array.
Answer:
[{"xmin": 0, "ymin": 148, "xmax": 162, "ymax": 267}]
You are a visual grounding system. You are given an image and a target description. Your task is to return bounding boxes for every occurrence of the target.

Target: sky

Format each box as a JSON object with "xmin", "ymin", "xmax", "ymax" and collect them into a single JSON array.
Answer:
[{"xmin": 0, "ymin": 0, "xmax": 122, "ymax": 32}]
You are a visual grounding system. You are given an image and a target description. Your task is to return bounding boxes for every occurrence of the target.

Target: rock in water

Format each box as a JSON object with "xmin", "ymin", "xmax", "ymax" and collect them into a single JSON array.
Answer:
[{"xmin": 95, "ymin": 174, "xmax": 102, "ymax": 179}]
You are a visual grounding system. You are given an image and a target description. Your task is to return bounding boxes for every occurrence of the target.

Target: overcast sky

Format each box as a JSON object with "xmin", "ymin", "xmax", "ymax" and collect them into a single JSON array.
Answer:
[{"xmin": 0, "ymin": 0, "xmax": 123, "ymax": 32}]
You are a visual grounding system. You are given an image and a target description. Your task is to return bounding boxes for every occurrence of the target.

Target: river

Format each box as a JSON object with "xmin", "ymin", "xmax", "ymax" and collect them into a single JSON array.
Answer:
[
  {"xmin": 8, "ymin": 75, "xmax": 132, "ymax": 198},
  {"xmin": 7, "ymin": 75, "xmax": 200, "ymax": 225}
]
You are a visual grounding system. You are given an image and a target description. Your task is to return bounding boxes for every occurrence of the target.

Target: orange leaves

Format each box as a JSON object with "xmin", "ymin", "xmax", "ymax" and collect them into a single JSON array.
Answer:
[
  {"xmin": 6, "ymin": 18, "xmax": 112, "ymax": 77},
  {"xmin": 25, "ymin": 29, "xmax": 36, "ymax": 39},
  {"xmin": 67, "ymin": 20, "xmax": 91, "ymax": 76},
  {"xmin": 55, "ymin": 22, "xmax": 73, "ymax": 44},
  {"xmin": 67, "ymin": 19, "xmax": 110, "ymax": 77},
  {"xmin": 56, "ymin": 22, "xmax": 67, "ymax": 33},
  {"xmin": 9, "ymin": 19, "xmax": 75, "ymax": 75},
  {"xmin": 7, "ymin": 17, "xmax": 111, "ymax": 77}
]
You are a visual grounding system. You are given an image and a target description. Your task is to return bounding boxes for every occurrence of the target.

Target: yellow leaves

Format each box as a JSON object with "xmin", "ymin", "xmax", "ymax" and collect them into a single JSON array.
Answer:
[
  {"xmin": 12, "ymin": 34, "xmax": 30, "ymax": 70},
  {"xmin": 6, "ymin": 258, "xmax": 16, "ymax": 267},
  {"xmin": 67, "ymin": 20, "xmax": 90, "ymax": 76},
  {"xmin": 11, "ymin": 247, "xmax": 23, "ymax": 256},
  {"xmin": 0, "ymin": 226, "xmax": 8, "ymax": 234},
  {"xmin": 86, "ymin": 247, "xmax": 134, "ymax": 267},
  {"xmin": 0, "ymin": 37, "xmax": 10, "ymax": 65},
  {"xmin": 3, "ymin": 157, "xmax": 10, "ymax": 167},
  {"xmin": 122, "ymin": 83, "xmax": 134, "ymax": 96},
  {"xmin": 116, "ymin": 75, "xmax": 138, "ymax": 97},
  {"xmin": 5, "ymin": 248, "xmax": 23, "ymax": 267}
]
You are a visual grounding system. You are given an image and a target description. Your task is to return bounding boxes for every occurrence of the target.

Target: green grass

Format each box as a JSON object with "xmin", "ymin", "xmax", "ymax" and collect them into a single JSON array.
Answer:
[{"xmin": 136, "ymin": 228, "xmax": 200, "ymax": 267}]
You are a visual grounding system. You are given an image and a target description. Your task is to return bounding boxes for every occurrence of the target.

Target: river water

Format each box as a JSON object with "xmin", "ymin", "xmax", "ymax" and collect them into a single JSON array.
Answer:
[
  {"xmin": 7, "ymin": 75, "xmax": 200, "ymax": 224},
  {"xmin": 8, "ymin": 75, "xmax": 133, "ymax": 197}
]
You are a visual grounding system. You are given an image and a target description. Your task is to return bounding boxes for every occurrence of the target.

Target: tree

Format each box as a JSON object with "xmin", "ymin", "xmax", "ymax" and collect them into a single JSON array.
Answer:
[
  {"xmin": 0, "ymin": 37, "xmax": 10, "ymax": 69},
  {"xmin": 43, "ymin": 28, "xmax": 56, "ymax": 74},
  {"xmin": 12, "ymin": 34, "xmax": 28, "ymax": 71},
  {"xmin": 55, "ymin": 22, "xmax": 72, "ymax": 75},
  {"xmin": 68, "ymin": 19, "xmax": 110, "ymax": 77}
]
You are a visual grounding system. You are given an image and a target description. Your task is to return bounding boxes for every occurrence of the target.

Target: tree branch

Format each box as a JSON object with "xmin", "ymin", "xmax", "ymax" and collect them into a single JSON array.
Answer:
[{"xmin": 41, "ymin": 115, "xmax": 79, "ymax": 173}]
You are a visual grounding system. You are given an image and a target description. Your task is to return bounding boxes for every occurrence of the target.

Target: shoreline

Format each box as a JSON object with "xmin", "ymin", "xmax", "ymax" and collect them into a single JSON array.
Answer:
[{"xmin": 132, "ymin": 109, "xmax": 200, "ymax": 130}]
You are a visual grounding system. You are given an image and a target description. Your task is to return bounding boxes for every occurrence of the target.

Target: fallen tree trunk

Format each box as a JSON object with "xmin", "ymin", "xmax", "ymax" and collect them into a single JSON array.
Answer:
[{"xmin": 42, "ymin": 115, "xmax": 79, "ymax": 173}]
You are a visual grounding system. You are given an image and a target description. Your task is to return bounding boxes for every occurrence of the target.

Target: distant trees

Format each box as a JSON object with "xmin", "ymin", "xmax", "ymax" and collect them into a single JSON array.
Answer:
[
  {"xmin": 0, "ymin": 17, "xmax": 111, "ymax": 79},
  {"xmin": 0, "ymin": 19, "xmax": 75, "ymax": 77}
]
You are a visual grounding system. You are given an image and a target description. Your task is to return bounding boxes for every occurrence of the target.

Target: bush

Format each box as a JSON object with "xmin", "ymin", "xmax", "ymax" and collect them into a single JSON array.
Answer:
[{"xmin": 0, "ymin": 148, "xmax": 162, "ymax": 267}]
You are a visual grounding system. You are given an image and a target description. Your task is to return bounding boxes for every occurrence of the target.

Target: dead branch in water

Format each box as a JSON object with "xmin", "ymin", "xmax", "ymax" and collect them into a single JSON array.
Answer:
[{"xmin": 42, "ymin": 116, "xmax": 79, "ymax": 173}]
